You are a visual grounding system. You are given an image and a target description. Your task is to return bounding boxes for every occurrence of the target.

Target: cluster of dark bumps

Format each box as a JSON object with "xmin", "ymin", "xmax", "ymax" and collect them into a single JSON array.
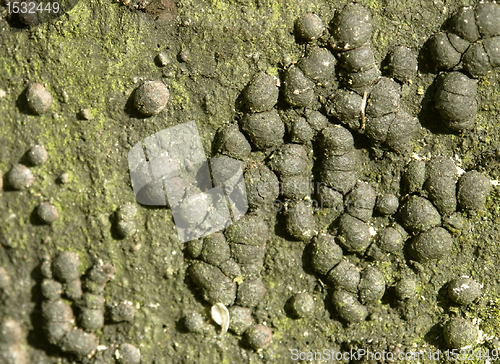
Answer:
[
  {"xmin": 182, "ymin": 2, "xmax": 495, "ymax": 352},
  {"xmin": 40, "ymin": 252, "xmax": 117, "ymax": 358},
  {"xmin": 186, "ymin": 214, "xmax": 272, "ymax": 349}
]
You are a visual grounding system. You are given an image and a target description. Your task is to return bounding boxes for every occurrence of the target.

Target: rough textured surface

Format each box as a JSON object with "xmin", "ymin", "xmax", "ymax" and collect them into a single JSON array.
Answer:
[
  {"xmin": 457, "ymin": 170, "xmax": 492, "ymax": 211},
  {"xmin": 240, "ymin": 109, "xmax": 285, "ymax": 151},
  {"xmin": 326, "ymin": 89, "xmax": 362, "ymax": 129},
  {"xmin": 245, "ymin": 324, "xmax": 273, "ymax": 350},
  {"xmin": 59, "ymin": 328, "xmax": 98, "ymax": 357},
  {"xmin": 434, "ymin": 71, "xmax": 478, "ymax": 131},
  {"xmin": 244, "ymin": 164, "xmax": 279, "ymax": 209},
  {"xmin": 395, "ymin": 276, "xmax": 417, "ymax": 301},
  {"xmin": 289, "ymin": 292, "xmax": 315, "ymax": 318},
  {"xmin": 448, "ymin": 277, "xmax": 482, "ymax": 305},
  {"xmin": 400, "ymin": 196, "xmax": 441, "ymax": 234},
  {"xmin": 242, "ymin": 72, "xmax": 279, "ymax": 113},
  {"xmin": 428, "ymin": 32, "xmax": 462, "ymax": 70},
  {"xmin": 345, "ymin": 181, "xmax": 376, "ymax": 222},
  {"xmin": 182, "ymin": 312, "xmax": 207, "ymax": 334},
  {"xmin": 289, "ymin": 116, "xmax": 315, "ymax": 144},
  {"xmin": 236, "ymin": 278, "xmax": 266, "ymax": 308},
  {"xmin": 213, "ymin": 124, "xmax": 252, "ymax": 161},
  {"xmin": 52, "ymin": 252, "xmax": 80, "ymax": 283},
  {"xmin": 116, "ymin": 343, "xmax": 141, "ymax": 364},
  {"xmin": 295, "ymin": 13, "xmax": 324, "ymax": 41},
  {"xmin": 228, "ymin": 306, "xmax": 252, "ymax": 335},
  {"xmin": 410, "ymin": 227, "xmax": 453, "ymax": 262},
  {"xmin": 133, "ymin": 80, "xmax": 169, "ymax": 116},
  {"xmin": 443, "ymin": 318, "xmax": 478, "ymax": 349},
  {"xmin": 41, "ymin": 279, "xmax": 63, "ymax": 301},
  {"xmin": 376, "ymin": 226, "xmax": 404, "ymax": 255},
  {"xmin": 283, "ymin": 66, "xmax": 315, "ymax": 108},
  {"xmin": 358, "ymin": 266, "xmax": 385, "ymax": 304},
  {"xmin": 224, "ymin": 214, "xmax": 269, "ymax": 246},
  {"xmin": 387, "ymin": 45, "xmax": 417, "ymax": 82},
  {"xmin": 297, "ymin": 46, "xmax": 336, "ymax": 83},
  {"xmin": 36, "ymin": 202, "xmax": 59, "ymax": 224},
  {"xmin": 331, "ymin": 289, "xmax": 368, "ymax": 323},
  {"xmin": 268, "ymin": 143, "xmax": 309, "ymax": 177},
  {"xmin": 25, "ymin": 83, "xmax": 52, "ymax": 115},
  {"xmin": 337, "ymin": 214, "xmax": 371, "ymax": 253},
  {"xmin": 110, "ymin": 302, "xmax": 136, "ymax": 323},
  {"xmin": 375, "ymin": 193, "xmax": 399, "ymax": 216},
  {"xmin": 285, "ymin": 201, "xmax": 316, "ymax": 241},
  {"xmin": 310, "ymin": 234, "xmax": 342, "ymax": 275},
  {"xmin": 331, "ymin": 2, "xmax": 373, "ymax": 50},
  {"xmin": 5, "ymin": 164, "xmax": 34, "ymax": 190},
  {"xmin": 327, "ymin": 260, "xmax": 360, "ymax": 293},
  {"xmin": 1, "ymin": 1, "xmax": 500, "ymax": 363},
  {"xmin": 27, "ymin": 145, "xmax": 49, "ymax": 166}
]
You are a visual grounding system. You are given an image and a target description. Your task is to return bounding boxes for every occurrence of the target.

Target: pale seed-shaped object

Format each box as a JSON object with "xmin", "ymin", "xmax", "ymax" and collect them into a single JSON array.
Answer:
[{"xmin": 211, "ymin": 303, "xmax": 230, "ymax": 334}]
